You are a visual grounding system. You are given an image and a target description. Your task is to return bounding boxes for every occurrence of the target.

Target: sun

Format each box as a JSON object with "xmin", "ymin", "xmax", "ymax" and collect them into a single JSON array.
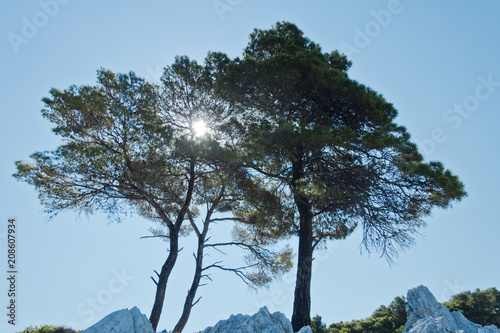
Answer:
[{"xmin": 192, "ymin": 120, "xmax": 209, "ymax": 137}]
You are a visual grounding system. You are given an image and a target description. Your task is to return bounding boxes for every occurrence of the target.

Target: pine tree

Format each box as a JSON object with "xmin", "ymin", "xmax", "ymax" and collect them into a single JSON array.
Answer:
[
  {"xmin": 208, "ymin": 21, "xmax": 467, "ymax": 330},
  {"xmin": 14, "ymin": 58, "xmax": 292, "ymax": 332}
]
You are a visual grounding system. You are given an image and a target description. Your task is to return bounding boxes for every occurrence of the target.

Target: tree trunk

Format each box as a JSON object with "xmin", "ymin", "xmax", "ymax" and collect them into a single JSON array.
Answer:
[
  {"xmin": 291, "ymin": 193, "xmax": 314, "ymax": 331},
  {"xmin": 172, "ymin": 232, "xmax": 205, "ymax": 332},
  {"xmin": 290, "ymin": 155, "xmax": 314, "ymax": 332},
  {"xmin": 149, "ymin": 227, "xmax": 180, "ymax": 332},
  {"xmin": 150, "ymin": 159, "xmax": 196, "ymax": 331},
  {"xmin": 174, "ymin": 188, "xmax": 221, "ymax": 332}
]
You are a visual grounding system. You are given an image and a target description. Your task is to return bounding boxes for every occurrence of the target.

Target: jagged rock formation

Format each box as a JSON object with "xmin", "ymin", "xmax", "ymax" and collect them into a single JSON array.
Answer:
[
  {"xmin": 81, "ymin": 306, "xmax": 154, "ymax": 333},
  {"xmin": 78, "ymin": 284, "xmax": 500, "ymax": 333},
  {"xmin": 202, "ymin": 306, "xmax": 311, "ymax": 333},
  {"xmin": 404, "ymin": 285, "xmax": 500, "ymax": 333}
]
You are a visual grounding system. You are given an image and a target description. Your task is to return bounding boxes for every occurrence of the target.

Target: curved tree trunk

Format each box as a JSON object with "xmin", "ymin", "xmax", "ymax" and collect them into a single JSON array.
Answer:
[
  {"xmin": 150, "ymin": 159, "xmax": 196, "ymax": 331},
  {"xmin": 172, "ymin": 231, "xmax": 205, "ymax": 332},
  {"xmin": 149, "ymin": 226, "xmax": 180, "ymax": 332},
  {"xmin": 173, "ymin": 191, "xmax": 220, "ymax": 332}
]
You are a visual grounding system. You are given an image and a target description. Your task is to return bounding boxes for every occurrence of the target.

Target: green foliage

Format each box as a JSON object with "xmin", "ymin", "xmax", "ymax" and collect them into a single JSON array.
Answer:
[
  {"xmin": 17, "ymin": 325, "xmax": 79, "ymax": 333},
  {"xmin": 311, "ymin": 315, "xmax": 328, "ymax": 333},
  {"xmin": 327, "ymin": 296, "xmax": 407, "ymax": 333},
  {"xmin": 321, "ymin": 288, "xmax": 500, "ymax": 332},
  {"xmin": 211, "ymin": 20, "xmax": 467, "ymax": 262},
  {"xmin": 443, "ymin": 287, "xmax": 500, "ymax": 327},
  {"xmin": 13, "ymin": 56, "xmax": 293, "ymax": 332},
  {"xmin": 14, "ymin": 69, "xmax": 173, "ymax": 222}
]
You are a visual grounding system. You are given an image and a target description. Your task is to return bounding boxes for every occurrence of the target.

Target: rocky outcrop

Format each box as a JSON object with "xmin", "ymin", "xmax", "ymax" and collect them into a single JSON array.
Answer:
[
  {"xmin": 81, "ymin": 306, "xmax": 154, "ymax": 333},
  {"xmin": 404, "ymin": 285, "xmax": 500, "ymax": 333},
  {"xmin": 296, "ymin": 327, "xmax": 313, "ymax": 333},
  {"xmin": 203, "ymin": 306, "xmax": 311, "ymax": 333},
  {"xmin": 79, "ymin": 284, "xmax": 500, "ymax": 333}
]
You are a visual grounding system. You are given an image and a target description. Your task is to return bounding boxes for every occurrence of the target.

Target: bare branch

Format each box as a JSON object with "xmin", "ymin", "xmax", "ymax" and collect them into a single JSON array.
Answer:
[
  {"xmin": 202, "ymin": 261, "xmax": 258, "ymax": 289},
  {"xmin": 208, "ymin": 217, "xmax": 257, "ymax": 225},
  {"xmin": 140, "ymin": 235, "xmax": 170, "ymax": 240},
  {"xmin": 192, "ymin": 296, "xmax": 202, "ymax": 307}
]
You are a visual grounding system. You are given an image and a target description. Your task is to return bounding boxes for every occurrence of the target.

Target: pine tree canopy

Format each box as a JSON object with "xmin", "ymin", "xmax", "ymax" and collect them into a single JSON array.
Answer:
[{"xmin": 209, "ymin": 21, "xmax": 466, "ymax": 259}]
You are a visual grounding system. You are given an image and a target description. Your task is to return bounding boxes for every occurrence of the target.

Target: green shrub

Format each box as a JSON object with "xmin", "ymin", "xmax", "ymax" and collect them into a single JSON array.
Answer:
[
  {"xmin": 17, "ymin": 325, "xmax": 79, "ymax": 333},
  {"xmin": 443, "ymin": 287, "xmax": 500, "ymax": 327},
  {"xmin": 327, "ymin": 296, "xmax": 407, "ymax": 333},
  {"xmin": 317, "ymin": 287, "xmax": 500, "ymax": 333}
]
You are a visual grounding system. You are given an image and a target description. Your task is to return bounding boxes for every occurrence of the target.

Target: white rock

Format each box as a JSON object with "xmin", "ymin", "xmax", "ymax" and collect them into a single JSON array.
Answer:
[
  {"xmin": 296, "ymin": 326, "xmax": 313, "ymax": 333},
  {"xmin": 202, "ymin": 306, "xmax": 296, "ymax": 333},
  {"xmin": 82, "ymin": 306, "xmax": 154, "ymax": 333},
  {"xmin": 404, "ymin": 285, "xmax": 500, "ymax": 333},
  {"xmin": 130, "ymin": 306, "xmax": 155, "ymax": 333}
]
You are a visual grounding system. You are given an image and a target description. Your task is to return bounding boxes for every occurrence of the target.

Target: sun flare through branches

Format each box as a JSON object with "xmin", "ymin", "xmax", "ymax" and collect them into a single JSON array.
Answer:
[{"xmin": 192, "ymin": 120, "xmax": 209, "ymax": 137}]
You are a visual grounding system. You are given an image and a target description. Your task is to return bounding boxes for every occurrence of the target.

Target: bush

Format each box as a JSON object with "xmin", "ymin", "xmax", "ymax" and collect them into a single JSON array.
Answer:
[
  {"xmin": 443, "ymin": 287, "xmax": 500, "ymax": 327},
  {"xmin": 327, "ymin": 296, "xmax": 407, "ymax": 333},
  {"xmin": 17, "ymin": 325, "xmax": 79, "ymax": 333},
  {"xmin": 317, "ymin": 287, "xmax": 500, "ymax": 333}
]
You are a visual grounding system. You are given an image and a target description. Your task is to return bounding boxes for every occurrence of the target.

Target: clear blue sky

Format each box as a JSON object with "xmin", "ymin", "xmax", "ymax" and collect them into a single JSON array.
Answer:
[{"xmin": 1, "ymin": 1, "xmax": 499, "ymax": 332}]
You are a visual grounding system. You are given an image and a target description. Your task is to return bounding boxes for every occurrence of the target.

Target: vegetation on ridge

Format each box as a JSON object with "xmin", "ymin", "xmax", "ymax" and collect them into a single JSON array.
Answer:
[
  {"xmin": 311, "ymin": 287, "xmax": 500, "ymax": 333},
  {"xmin": 17, "ymin": 325, "xmax": 79, "ymax": 333}
]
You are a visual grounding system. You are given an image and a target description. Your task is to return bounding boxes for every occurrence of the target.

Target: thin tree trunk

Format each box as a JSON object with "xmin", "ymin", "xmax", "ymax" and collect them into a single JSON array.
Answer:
[
  {"xmin": 172, "ymin": 231, "xmax": 205, "ymax": 332},
  {"xmin": 150, "ymin": 227, "xmax": 180, "ymax": 332},
  {"xmin": 150, "ymin": 159, "xmax": 196, "ymax": 331},
  {"xmin": 173, "ymin": 191, "xmax": 220, "ymax": 332},
  {"xmin": 291, "ymin": 194, "xmax": 314, "ymax": 331}
]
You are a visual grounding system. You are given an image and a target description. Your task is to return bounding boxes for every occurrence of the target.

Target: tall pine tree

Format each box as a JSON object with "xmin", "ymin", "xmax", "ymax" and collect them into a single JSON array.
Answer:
[{"xmin": 208, "ymin": 22, "xmax": 466, "ymax": 330}]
